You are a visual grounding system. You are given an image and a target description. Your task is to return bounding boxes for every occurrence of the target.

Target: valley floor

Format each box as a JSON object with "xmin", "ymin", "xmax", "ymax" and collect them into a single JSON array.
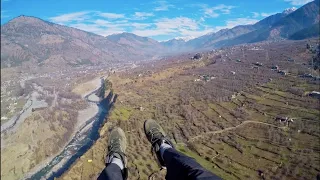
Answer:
[
  {"xmin": 0, "ymin": 69, "xmax": 104, "ymax": 180},
  {"xmin": 58, "ymin": 40, "xmax": 320, "ymax": 180}
]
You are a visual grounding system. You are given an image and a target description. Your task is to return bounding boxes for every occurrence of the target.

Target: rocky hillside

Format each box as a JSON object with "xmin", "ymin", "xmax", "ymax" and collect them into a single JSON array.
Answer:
[
  {"xmin": 107, "ymin": 32, "xmax": 166, "ymax": 56},
  {"xmin": 184, "ymin": 8, "xmax": 294, "ymax": 50},
  {"xmin": 215, "ymin": 0, "xmax": 319, "ymax": 47},
  {"xmin": 160, "ymin": 38, "xmax": 189, "ymax": 53},
  {"xmin": 272, "ymin": 0, "xmax": 319, "ymax": 38},
  {"xmin": 179, "ymin": 0, "xmax": 319, "ymax": 49},
  {"xmin": 0, "ymin": 16, "xmax": 162, "ymax": 69},
  {"xmin": 186, "ymin": 25, "xmax": 256, "ymax": 50},
  {"xmin": 289, "ymin": 22, "xmax": 320, "ymax": 40}
]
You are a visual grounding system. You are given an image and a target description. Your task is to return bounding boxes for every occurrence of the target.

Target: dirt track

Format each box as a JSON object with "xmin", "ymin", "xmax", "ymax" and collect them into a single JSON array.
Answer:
[{"xmin": 189, "ymin": 120, "xmax": 286, "ymax": 142}]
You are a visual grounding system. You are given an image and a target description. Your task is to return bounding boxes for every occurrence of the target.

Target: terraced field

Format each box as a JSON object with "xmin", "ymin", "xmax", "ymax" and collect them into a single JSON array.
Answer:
[{"xmin": 59, "ymin": 40, "xmax": 320, "ymax": 180}]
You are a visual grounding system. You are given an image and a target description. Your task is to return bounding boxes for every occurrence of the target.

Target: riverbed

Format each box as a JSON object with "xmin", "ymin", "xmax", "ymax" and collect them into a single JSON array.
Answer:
[
  {"xmin": 26, "ymin": 79, "xmax": 113, "ymax": 180},
  {"xmin": 1, "ymin": 91, "xmax": 48, "ymax": 133}
]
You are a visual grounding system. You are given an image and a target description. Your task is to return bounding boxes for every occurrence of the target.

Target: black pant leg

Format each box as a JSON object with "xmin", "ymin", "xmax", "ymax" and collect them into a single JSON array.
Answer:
[
  {"xmin": 163, "ymin": 148, "xmax": 221, "ymax": 180},
  {"xmin": 97, "ymin": 163, "xmax": 123, "ymax": 180}
]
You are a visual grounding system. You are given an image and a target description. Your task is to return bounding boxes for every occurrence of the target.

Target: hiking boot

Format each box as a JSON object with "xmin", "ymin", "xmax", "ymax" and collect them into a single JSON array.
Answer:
[
  {"xmin": 105, "ymin": 127, "xmax": 128, "ymax": 179},
  {"xmin": 144, "ymin": 119, "xmax": 174, "ymax": 167}
]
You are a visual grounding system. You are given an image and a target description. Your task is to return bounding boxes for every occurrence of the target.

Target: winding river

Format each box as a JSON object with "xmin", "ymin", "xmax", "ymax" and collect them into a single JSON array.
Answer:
[{"xmin": 27, "ymin": 81, "xmax": 116, "ymax": 180}]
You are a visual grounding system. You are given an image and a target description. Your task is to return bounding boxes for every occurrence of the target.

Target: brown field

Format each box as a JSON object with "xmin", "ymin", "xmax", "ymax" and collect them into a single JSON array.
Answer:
[{"xmin": 59, "ymin": 39, "xmax": 320, "ymax": 180}]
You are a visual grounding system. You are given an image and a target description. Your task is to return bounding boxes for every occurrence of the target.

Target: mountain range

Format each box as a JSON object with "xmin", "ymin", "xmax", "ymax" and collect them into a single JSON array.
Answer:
[
  {"xmin": 1, "ymin": 0, "xmax": 319, "ymax": 68},
  {"xmin": 179, "ymin": 0, "xmax": 319, "ymax": 50},
  {"xmin": 0, "ymin": 17, "xmax": 161, "ymax": 68}
]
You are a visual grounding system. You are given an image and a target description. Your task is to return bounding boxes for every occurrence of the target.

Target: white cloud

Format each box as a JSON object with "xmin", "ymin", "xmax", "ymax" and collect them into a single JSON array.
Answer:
[
  {"xmin": 71, "ymin": 23, "xmax": 124, "ymax": 36},
  {"xmin": 132, "ymin": 17, "xmax": 199, "ymax": 37},
  {"xmin": 133, "ymin": 12, "xmax": 154, "ymax": 20},
  {"xmin": 97, "ymin": 12, "xmax": 125, "ymax": 19},
  {"xmin": 49, "ymin": 12, "xmax": 129, "ymax": 36},
  {"xmin": 226, "ymin": 18, "xmax": 258, "ymax": 27},
  {"xmin": 131, "ymin": 23, "xmax": 151, "ymax": 29},
  {"xmin": 131, "ymin": 16, "xmax": 258, "ymax": 40},
  {"xmin": 132, "ymin": 29, "xmax": 176, "ymax": 37},
  {"xmin": 115, "ymin": 20, "xmax": 129, "ymax": 23},
  {"xmin": 284, "ymin": 0, "xmax": 312, "ymax": 5},
  {"xmin": 261, "ymin": 12, "xmax": 276, "ymax": 17},
  {"xmin": 49, "ymin": 11, "xmax": 126, "ymax": 24},
  {"xmin": 203, "ymin": 9, "xmax": 219, "ymax": 18},
  {"xmin": 1, "ymin": 10, "xmax": 10, "ymax": 19},
  {"xmin": 1, "ymin": 10, "xmax": 9, "ymax": 18},
  {"xmin": 252, "ymin": 12, "xmax": 278, "ymax": 18},
  {"xmin": 126, "ymin": 12, "xmax": 155, "ymax": 21},
  {"xmin": 155, "ymin": 17, "xmax": 199, "ymax": 30},
  {"xmin": 48, "ymin": 10, "xmax": 214, "ymax": 40},
  {"xmin": 48, "ymin": 11, "xmax": 156, "ymax": 37},
  {"xmin": 203, "ymin": 4, "xmax": 235, "ymax": 18},
  {"xmin": 252, "ymin": 12, "xmax": 260, "ymax": 18},
  {"xmin": 94, "ymin": 19, "xmax": 131, "ymax": 29},
  {"xmin": 154, "ymin": 1, "xmax": 174, "ymax": 11},
  {"xmin": 49, "ymin": 11, "xmax": 90, "ymax": 23},
  {"xmin": 132, "ymin": 17, "xmax": 212, "ymax": 39},
  {"xmin": 94, "ymin": 19, "xmax": 112, "ymax": 27}
]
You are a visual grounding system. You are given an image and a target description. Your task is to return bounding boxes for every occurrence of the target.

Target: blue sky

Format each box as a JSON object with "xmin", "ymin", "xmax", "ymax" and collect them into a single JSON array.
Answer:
[{"xmin": 0, "ymin": 0, "xmax": 313, "ymax": 41}]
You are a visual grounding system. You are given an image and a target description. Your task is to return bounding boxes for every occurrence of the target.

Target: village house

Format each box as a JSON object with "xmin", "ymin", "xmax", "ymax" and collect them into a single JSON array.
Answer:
[{"xmin": 309, "ymin": 91, "xmax": 320, "ymax": 99}]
